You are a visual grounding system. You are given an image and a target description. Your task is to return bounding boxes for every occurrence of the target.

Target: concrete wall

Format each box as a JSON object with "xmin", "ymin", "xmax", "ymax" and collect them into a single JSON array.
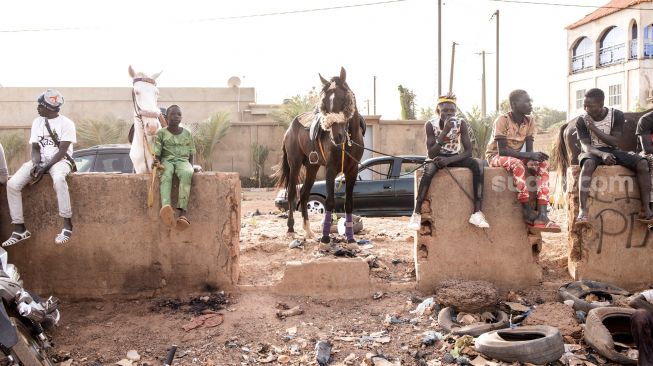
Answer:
[
  {"xmin": 0, "ymin": 173, "xmax": 241, "ymax": 299},
  {"xmin": 414, "ymin": 168, "xmax": 542, "ymax": 292},
  {"xmin": 565, "ymin": 165, "xmax": 653, "ymax": 289}
]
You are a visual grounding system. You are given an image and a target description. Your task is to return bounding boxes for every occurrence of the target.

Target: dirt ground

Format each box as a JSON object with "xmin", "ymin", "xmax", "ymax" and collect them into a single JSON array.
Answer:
[{"xmin": 49, "ymin": 189, "xmax": 577, "ymax": 365}]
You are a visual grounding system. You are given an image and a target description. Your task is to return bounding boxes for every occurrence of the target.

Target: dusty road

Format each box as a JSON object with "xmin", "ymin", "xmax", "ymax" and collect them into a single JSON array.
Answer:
[{"xmin": 49, "ymin": 189, "xmax": 575, "ymax": 365}]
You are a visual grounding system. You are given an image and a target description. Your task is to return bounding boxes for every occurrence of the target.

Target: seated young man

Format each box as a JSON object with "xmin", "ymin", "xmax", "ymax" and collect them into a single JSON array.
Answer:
[
  {"xmin": 408, "ymin": 93, "xmax": 489, "ymax": 230},
  {"xmin": 637, "ymin": 110, "xmax": 653, "ymax": 220},
  {"xmin": 154, "ymin": 105, "xmax": 197, "ymax": 231},
  {"xmin": 485, "ymin": 89, "xmax": 560, "ymax": 232},
  {"xmin": 576, "ymin": 88, "xmax": 652, "ymax": 226}
]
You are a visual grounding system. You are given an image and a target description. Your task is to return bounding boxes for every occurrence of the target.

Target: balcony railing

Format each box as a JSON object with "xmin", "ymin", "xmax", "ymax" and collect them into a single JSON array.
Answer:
[
  {"xmin": 631, "ymin": 39, "xmax": 638, "ymax": 59},
  {"xmin": 572, "ymin": 53, "xmax": 594, "ymax": 73},
  {"xmin": 599, "ymin": 43, "xmax": 625, "ymax": 66},
  {"xmin": 645, "ymin": 40, "xmax": 653, "ymax": 58}
]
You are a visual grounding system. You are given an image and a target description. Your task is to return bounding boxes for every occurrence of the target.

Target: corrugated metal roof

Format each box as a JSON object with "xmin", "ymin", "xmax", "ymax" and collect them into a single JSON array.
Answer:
[{"xmin": 566, "ymin": 0, "xmax": 651, "ymax": 30}]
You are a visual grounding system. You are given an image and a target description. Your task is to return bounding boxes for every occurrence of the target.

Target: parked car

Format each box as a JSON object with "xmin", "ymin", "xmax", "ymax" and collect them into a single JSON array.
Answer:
[
  {"xmin": 274, "ymin": 155, "xmax": 426, "ymax": 217},
  {"xmin": 73, "ymin": 144, "xmax": 202, "ymax": 173},
  {"xmin": 73, "ymin": 144, "xmax": 135, "ymax": 173}
]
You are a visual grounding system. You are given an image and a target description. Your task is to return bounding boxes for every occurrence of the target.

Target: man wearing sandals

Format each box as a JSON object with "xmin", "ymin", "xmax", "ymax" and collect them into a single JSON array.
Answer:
[
  {"xmin": 485, "ymin": 89, "xmax": 560, "ymax": 232},
  {"xmin": 154, "ymin": 105, "xmax": 197, "ymax": 231},
  {"xmin": 636, "ymin": 110, "xmax": 653, "ymax": 224},
  {"xmin": 408, "ymin": 93, "xmax": 490, "ymax": 230},
  {"xmin": 3, "ymin": 89, "xmax": 77, "ymax": 247},
  {"xmin": 576, "ymin": 88, "xmax": 653, "ymax": 226}
]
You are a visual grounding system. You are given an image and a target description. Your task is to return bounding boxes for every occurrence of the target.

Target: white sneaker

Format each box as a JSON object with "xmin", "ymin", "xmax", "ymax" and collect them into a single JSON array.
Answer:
[
  {"xmin": 469, "ymin": 211, "xmax": 490, "ymax": 228},
  {"xmin": 408, "ymin": 213, "xmax": 422, "ymax": 230}
]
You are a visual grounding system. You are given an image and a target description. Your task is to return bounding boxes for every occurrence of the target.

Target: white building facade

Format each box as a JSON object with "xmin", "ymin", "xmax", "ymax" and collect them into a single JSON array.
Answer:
[{"xmin": 567, "ymin": 0, "xmax": 653, "ymax": 119}]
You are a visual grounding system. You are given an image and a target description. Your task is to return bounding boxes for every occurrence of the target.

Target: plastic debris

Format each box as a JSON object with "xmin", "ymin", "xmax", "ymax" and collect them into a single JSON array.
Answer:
[
  {"xmin": 288, "ymin": 239, "xmax": 303, "ymax": 249},
  {"xmin": 315, "ymin": 340, "xmax": 331, "ymax": 366},
  {"xmin": 421, "ymin": 331, "xmax": 443, "ymax": 346},
  {"xmin": 276, "ymin": 306, "xmax": 304, "ymax": 318},
  {"xmin": 410, "ymin": 297, "xmax": 435, "ymax": 316}
]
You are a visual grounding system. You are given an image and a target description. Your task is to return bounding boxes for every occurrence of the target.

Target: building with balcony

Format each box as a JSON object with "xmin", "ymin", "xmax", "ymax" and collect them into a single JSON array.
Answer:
[{"xmin": 567, "ymin": 0, "xmax": 653, "ymax": 118}]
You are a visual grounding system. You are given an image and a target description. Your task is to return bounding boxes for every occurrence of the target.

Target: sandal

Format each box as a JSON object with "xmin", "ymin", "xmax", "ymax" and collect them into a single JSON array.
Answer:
[
  {"xmin": 636, "ymin": 214, "xmax": 653, "ymax": 224},
  {"xmin": 2, "ymin": 231, "xmax": 31, "ymax": 247},
  {"xmin": 159, "ymin": 205, "xmax": 175, "ymax": 227},
  {"xmin": 55, "ymin": 229, "xmax": 72, "ymax": 245},
  {"xmin": 176, "ymin": 216, "xmax": 190, "ymax": 231},
  {"xmin": 528, "ymin": 220, "xmax": 562, "ymax": 233}
]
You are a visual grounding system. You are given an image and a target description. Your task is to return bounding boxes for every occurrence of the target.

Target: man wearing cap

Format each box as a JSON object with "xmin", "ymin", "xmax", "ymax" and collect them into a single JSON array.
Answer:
[
  {"xmin": 408, "ymin": 93, "xmax": 490, "ymax": 230},
  {"xmin": 2, "ymin": 89, "xmax": 77, "ymax": 247}
]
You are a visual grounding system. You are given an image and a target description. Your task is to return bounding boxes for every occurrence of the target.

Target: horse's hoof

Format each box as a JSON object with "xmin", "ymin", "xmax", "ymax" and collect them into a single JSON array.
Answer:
[
  {"xmin": 347, "ymin": 239, "xmax": 356, "ymax": 244},
  {"xmin": 320, "ymin": 236, "xmax": 331, "ymax": 244}
]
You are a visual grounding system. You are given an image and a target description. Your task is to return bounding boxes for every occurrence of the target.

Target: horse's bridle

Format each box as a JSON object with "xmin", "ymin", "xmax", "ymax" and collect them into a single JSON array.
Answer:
[{"xmin": 131, "ymin": 77, "xmax": 167, "ymax": 128}]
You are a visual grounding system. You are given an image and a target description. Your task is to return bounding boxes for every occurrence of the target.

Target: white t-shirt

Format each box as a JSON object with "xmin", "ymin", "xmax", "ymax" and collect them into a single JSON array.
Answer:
[
  {"xmin": 641, "ymin": 289, "xmax": 653, "ymax": 303},
  {"xmin": 29, "ymin": 115, "xmax": 76, "ymax": 164}
]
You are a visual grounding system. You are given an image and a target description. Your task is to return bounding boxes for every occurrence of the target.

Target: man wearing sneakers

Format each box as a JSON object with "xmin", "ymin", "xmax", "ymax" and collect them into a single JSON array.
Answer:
[
  {"xmin": 2, "ymin": 89, "xmax": 77, "ymax": 247},
  {"xmin": 408, "ymin": 93, "xmax": 489, "ymax": 230}
]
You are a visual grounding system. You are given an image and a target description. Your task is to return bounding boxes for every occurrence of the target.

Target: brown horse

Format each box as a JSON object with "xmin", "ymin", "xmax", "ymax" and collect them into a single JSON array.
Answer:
[
  {"xmin": 274, "ymin": 67, "xmax": 364, "ymax": 243},
  {"xmin": 552, "ymin": 108, "xmax": 653, "ymax": 193}
]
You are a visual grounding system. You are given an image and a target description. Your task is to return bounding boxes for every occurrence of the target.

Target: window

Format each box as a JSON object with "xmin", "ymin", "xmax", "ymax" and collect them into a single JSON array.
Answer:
[
  {"xmin": 575, "ymin": 89, "xmax": 586, "ymax": 109},
  {"xmin": 94, "ymin": 153, "xmax": 134, "ymax": 173},
  {"xmin": 631, "ymin": 22, "xmax": 638, "ymax": 59},
  {"xmin": 599, "ymin": 26, "xmax": 625, "ymax": 66},
  {"xmin": 572, "ymin": 37, "xmax": 594, "ymax": 73},
  {"xmin": 399, "ymin": 160, "xmax": 424, "ymax": 178},
  {"xmin": 73, "ymin": 154, "xmax": 95, "ymax": 173},
  {"xmin": 360, "ymin": 162, "xmax": 392, "ymax": 181},
  {"xmin": 645, "ymin": 24, "xmax": 653, "ymax": 57},
  {"xmin": 608, "ymin": 84, "xmax": 622, "ymax": 106}
]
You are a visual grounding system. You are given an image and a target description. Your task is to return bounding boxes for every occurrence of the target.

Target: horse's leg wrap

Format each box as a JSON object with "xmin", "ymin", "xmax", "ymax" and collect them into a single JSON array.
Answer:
[
  {"xmin": 322, "ymin": 211, "xmax": 332, "ymax": 238},
  {"xmin": 345, "ymin": 213, "xmax": 354, "ymax": 242}
]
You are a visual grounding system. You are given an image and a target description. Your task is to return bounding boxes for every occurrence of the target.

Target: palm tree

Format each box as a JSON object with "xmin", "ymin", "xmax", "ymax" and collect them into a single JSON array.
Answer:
[
  {"xmin": 269, "ymin": 87, "xmax": 320, "ymax": 128},
  {"xmin": 0, "ymin": 132, "xmax": 26, "ymax": 173},
  {"xmin": 464, "ymin": 107, "xmax": 497, "ymax": 159},
  {"xmin": 76, "ymin": 118, "xmax": 129, "ymax": 149},
  {"xmin": 251, "ymin": 143, "xmax": 270, "ymax": 188},
  {"xmin": 191, "ymin": 111, "xmax": 231, "ymax": 171}
]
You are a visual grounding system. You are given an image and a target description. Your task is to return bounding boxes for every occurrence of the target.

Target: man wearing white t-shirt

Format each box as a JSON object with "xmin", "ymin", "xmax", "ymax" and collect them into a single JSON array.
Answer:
[
  {"xmin": 630, "ymin": 289, "xmax": 653, "ymax": 315},
  {"xmin": 2, "ymin": 89, "xmax": 77, "ymax": 247}
]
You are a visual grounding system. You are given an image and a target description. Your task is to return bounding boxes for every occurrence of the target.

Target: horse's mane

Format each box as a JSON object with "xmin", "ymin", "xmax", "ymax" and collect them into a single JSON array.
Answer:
[{"xmin": 318, "ymin": 77, "xmax": 357, "ymax": 121}]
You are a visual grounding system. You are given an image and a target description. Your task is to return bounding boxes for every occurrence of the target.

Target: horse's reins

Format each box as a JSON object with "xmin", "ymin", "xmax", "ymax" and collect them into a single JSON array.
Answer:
[{"xmin": 132, "ymin": 77, "xmax": 166, "ymax": 207}]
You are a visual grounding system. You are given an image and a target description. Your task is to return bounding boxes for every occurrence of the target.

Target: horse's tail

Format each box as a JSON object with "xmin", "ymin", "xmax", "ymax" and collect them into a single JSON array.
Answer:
[
  {"xmin": 550, "ymin": 122, "xmax": 569, "ymax": 207},
  {"xmin": 273, "ymin": 143, "xmax": 291, "ymax": 189}
]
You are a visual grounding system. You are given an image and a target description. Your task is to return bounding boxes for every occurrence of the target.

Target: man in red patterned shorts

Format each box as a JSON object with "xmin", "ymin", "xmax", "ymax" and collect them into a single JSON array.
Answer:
[{"xmin": 485, "ymin": 89, "xmax": 560, "ymax": 232}]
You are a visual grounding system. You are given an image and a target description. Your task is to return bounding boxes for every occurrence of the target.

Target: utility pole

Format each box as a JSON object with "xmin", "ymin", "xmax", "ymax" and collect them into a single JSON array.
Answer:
[
  {"xmin": 492, "ymin": 10, "xmax": 500, "ymax": 112},
  {"xmin": 438, "ymin": 0, "xmax": 442, "ymax": 96},
  {"xmin": 476, "ymin": 50, "xmax": 493, "ymax": 118},
  {"xmin": 373, "ymin": 76, "xmax": 377, "ymax": 115},
  {"xmin": 449, "ymin": 42, "xmax": 458, "ymax": 94}
]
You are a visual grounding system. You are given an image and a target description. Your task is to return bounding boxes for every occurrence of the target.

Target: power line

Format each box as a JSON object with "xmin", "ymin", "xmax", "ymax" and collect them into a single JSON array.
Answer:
[
  {"xmin": 0, "ymin": 0, "xmax": 408, "ymax": 33},
  {"xmin": 490, "ymin": 0, "xmax": 653, "ymax": 10}
]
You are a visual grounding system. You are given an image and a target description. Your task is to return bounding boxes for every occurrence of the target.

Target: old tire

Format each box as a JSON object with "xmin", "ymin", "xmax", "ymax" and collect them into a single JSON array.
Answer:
[
  {"xmin": 10, "ymin": 317, "xmax": 54, "ymax": 366},
  {"xmin": 558, "ymin": 280, "xmax": 629, "ymax": 313},
  {"xmin": 584, "ymin": 307, "xmax": 637, "ymax": 364},
  {"xmin": 437, "ymin": 307, "xmax": 509, "ymax": 337},
  {"xmin": 475, "ymin": 325, "xmax": 564, "ymax": 364}
]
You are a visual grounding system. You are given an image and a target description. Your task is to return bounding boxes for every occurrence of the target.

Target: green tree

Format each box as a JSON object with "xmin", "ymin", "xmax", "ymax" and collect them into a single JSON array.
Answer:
[
  {"xmin": 76, "ymin": 118, "xmax": 129, "ymax": 149},
  {"xmin": 0, "ymin": 132, "xmax": 26, "ymax": 173},
  {"xmin": 270, "ymin": 87, "xmax": 320, "ymax": 128},
  {"xmin": 419, "ymin": 106, "xmax": 435, "ymax": 121},
  {"xmin": 251, "ymin": 142, "xmax": 270, "ymax": 188},
  {"xmin": 533, "ymin": 106, "xmax": 566, "ymax": 130},
  {"xmin": 465, "ymin": 106, "xmax": 497, "ymax": 159},
  {"xmin": 190, "ymin": 111, "xmax": 231, "ymax": 171},
  {"xmin": 398, "ymin": 85, "xmax": 416, "ymax": 120},
  {"xmin": 499, "ymin": 99, "xmax": 511, "ymax": 114}
]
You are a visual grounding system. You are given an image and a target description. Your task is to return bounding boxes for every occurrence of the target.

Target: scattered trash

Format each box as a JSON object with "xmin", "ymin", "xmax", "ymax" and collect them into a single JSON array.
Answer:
[
  {"xmin": 315, "ymin": 340, "xmax": 331, "ymax": 366},
  {"xmin": 503, "ymin": 301, "xmax": 530, "ymax": 313},
  {"xmin": 391, "ymin": 259, "xmax": 402, "ymax": 265},
  {"xmin": 373, "ymin": 292, "xmax": 385, "ymax": 300},
  {"xmin": 277, "ymin": 355, "xmax": 290, "ymax": 364},
  {"xmin": 576, "ymin": 310, "xmax": 586, "ymax": 322},
  {"xmin": 383, "ymin": 314, "xmax": 407, "ymax": 326},
  {"xmin": 371, "ymin": 356, "xmax": 401, "ymax": 366},
  {"xmin": 356, "ymin": 239, "xmax": 372, "ymax": 245},
  {"xmin": 344, "ymin": 353, "xmax": 357, "ymax": 365},
  {"xmin": 421, "ymin": 331, "xmax": 443, "ymax": 346},
  {"xmin": 126, "ymin": 350, "xmax": 140, "ymax": 362},
  {"xmin": 276, "ymin": 306, "xmax": 304, "ymax": 318},
  {"xmin": 410, "ymin": 297, "xmax": 435, "ymax": 316},
  {"xmin": 451, "ymin": 335, "xmax": 474, "ymax": 357},
  {"xmin": 564, "ymin": 300, "xmax": 575, "ymax": 308},
  {"xmin": 456, "ymin": 313, "xmax": 478, "ymax": 325},
  {"xmin": 286, "ymin": 326, "xmax": 297, "ymax": 335},
  {"xmin": 115, "ymin": 360, "xmax": 133, "ymax": 366},
  {"xmin": 289, "ymin": 239, "xmax": 303, "ymax": 249},
  {"xmin": 181, "ymin": 313, "xmax": 224, "ymax": 331},
  {"xmin": 470, "ymin": 355, "xmax": 498, "ymax": 366}
]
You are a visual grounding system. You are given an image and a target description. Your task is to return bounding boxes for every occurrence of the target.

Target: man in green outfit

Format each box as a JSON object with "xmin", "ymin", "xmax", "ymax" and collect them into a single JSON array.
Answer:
[{"xmin": 154, "ymin": 105, "xmax": 196, "ymax": 231}]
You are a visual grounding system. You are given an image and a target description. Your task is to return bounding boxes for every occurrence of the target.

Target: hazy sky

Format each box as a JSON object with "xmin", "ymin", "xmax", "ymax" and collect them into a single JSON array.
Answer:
[{"xmin": 1, "ymin": 0, "xmax": 606, "ymax": 119}]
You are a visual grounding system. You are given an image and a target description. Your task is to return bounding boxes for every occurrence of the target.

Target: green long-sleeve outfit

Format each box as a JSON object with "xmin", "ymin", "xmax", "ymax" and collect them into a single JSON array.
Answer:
[{"xmin": 153, "ymin": 128, "xmax": 196, "ymax": 211}]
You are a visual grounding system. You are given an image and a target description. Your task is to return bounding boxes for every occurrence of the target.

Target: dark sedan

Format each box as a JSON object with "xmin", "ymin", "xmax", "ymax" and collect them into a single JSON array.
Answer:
[
  {"xmin": 274, "ymin": 155, "xmax": 426, "ymax": 217},
  {"xmin": 72, "ymin": 144, "xmax": 135, "ymax": 173}
]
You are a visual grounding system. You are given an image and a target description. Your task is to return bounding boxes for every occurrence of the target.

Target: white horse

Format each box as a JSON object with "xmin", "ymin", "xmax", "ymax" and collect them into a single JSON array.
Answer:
[{"xmin": 128, "ymin": 65, "xmax": 165, "ymax": 174}]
